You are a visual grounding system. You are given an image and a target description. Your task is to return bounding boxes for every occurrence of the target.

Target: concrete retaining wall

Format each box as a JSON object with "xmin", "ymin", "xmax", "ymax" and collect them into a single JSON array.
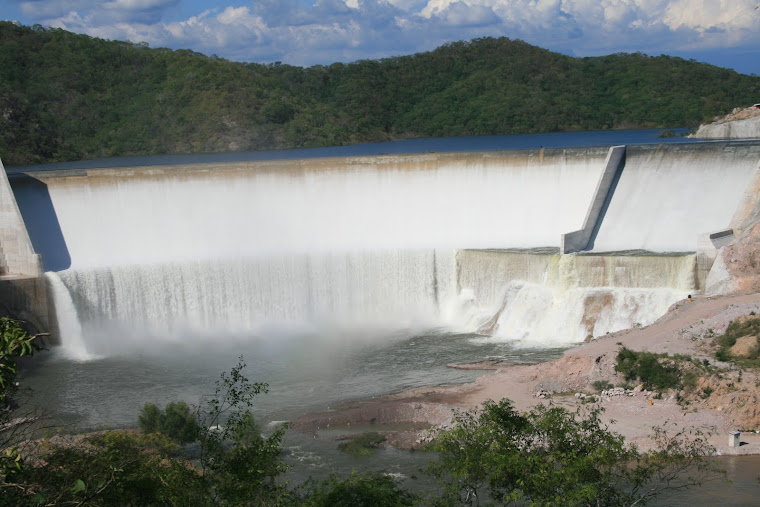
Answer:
[
  {"xmin": 696, "ymin": 229, "xmax": 735, "ymax": 291},
  {"xmin": 561, "ymin": 146, "xmax": 625, "ymax": 253},
  {"xmin": 1, "ymin": 157, "xmax": 50, "ymax": 336},
  {"xmin": 0, "ymin": 277, "xmax": 54, "ymax": 342},
  {"xmin": 0, "ymin": 158, "xmax": 42, "ymax": 276}
]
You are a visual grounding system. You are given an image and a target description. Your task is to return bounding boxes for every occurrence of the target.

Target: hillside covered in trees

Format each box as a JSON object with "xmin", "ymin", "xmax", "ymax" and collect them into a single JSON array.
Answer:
[{"xmin": 2, "ymin": 22, "xmax": 760, "ymax": 166}]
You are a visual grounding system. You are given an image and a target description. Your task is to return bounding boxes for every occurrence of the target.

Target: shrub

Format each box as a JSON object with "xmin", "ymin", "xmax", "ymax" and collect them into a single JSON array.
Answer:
[
  {"xmin": 137, "ymin": 401, "xmax": 198, "ymax": 443},
  {"xmin": 9, "ymin": 431, "xmax": 204, "ymax": 506},
  {"xmin": 713, "ymin": 316, "xmax": 760, "ymax": 367},
  {"xmin": 138, "ymin": 402, "xmax": 161, "ymax": 433},
  {"xmin": 300, "ymin": 471, "xmax": 417, "ymax": 506},
  {"xmin": 592, "ymin": 380, "xmax": 613, "ymax": 392},
  {"xmin": 615, "ymin": 347, "xmax": 682, "ymax": 391},
  {"xmin": 428, "ymin": 398, "xmax": 724, "ymax": 506}
]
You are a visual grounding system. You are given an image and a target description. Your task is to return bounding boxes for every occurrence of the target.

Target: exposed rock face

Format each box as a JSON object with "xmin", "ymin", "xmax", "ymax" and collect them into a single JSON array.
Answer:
[
  {"xmin": 707, "ymin": 192, "xmax": 760, "ymax": 296},
  {"xmin": 704, "ymin": 134, "xmax": 760, "ymax": 296},
  {"xmin": 707, "ymin": 223, "xmax": 760, "ymax": 295},
  {"xmin": 693, "ymin": 106, "xmax": 760, "ymax": 139}
]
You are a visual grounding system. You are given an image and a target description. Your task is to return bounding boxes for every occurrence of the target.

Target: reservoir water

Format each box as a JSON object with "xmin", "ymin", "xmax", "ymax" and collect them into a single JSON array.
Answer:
[{"xmin": 7, "ymin": 128, "xmax": 697, "ymax": 173}]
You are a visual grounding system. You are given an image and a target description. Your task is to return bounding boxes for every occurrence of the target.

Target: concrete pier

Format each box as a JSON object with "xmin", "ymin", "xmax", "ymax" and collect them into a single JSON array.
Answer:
[
  {"xmin": 0, "ymin": 157, "xmax": 50, "ymax": 337},
  {"xmin": 1, "ymin": 158, "xmax": 42, "ymax": 277},
  {"xmin": 561, "ymin": 145, "xmax": 626, "ymax": 253}
]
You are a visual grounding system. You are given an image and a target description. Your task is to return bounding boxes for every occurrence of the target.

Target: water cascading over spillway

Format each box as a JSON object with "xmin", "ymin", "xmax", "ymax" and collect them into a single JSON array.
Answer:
[
  {"xmin": 455, "ymin": 250, "xmax": 696, "ymax": 343},
  {"xmin": 14, "ymin": 144, "xmax": 755, "ymax": 358}
]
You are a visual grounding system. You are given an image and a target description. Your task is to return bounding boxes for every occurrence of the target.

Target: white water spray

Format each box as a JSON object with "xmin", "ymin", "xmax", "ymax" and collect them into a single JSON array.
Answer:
[{"xmin": 20, "ymin": 150, "xmax": 711, "ymax": 356}]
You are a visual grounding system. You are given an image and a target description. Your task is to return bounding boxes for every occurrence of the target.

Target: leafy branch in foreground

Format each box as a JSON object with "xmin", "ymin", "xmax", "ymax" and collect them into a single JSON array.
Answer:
[
  {"xmin": 0, "ymin": 317, "xmax": 40, "ymax": 408},
  {"xmin": 0, "ymin": 317, "xmax": 42, "ymax": 487},
  {"xmin": 194, "ymin": 355, "xmax": 291, "ymax": 505},
  {"xmin": 3, "ymin": 354, "xmax": 292, "ymax": 506},
  {"xmin": 427, "ymin": 399, "xmax": 725, "ymax": 506}
]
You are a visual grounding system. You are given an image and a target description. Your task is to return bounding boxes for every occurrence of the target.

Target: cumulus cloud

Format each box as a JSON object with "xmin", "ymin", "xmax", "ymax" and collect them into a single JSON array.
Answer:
[
  {"xmin": 103, "ymin": 0, "xmax": 178, "ymax": 9},
  {"xmin": 430, "ymin": 1, "xmax": 500, "ymax": 27},
  {"xmin": 19, "ymin": 0, "xmax": 179, "ymax": 24},
  {"xmin": 7, "ymin": 0, "xmax": 760, "ymax": 70}
]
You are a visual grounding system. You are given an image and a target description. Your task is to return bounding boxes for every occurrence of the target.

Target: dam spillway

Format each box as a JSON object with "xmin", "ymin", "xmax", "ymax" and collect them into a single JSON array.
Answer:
[{"xmin": 5, "ymin": 142, "xmax": 760, "ymax": 357}]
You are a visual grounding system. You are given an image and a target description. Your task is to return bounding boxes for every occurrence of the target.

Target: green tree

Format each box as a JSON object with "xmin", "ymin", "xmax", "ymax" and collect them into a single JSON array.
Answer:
[
  {"xmin": 137, "ymin": 402, "xmax": 161, "ymax": 433},
  {"xmin": 2, "ymin": 23, "xmax": 760, "ymax": 165},
  {"xmin": 138, "ymin": 401, "xmax": 198, "ymax": 443},
  {"xmin": 0, "ymin": 318, "xmax": 41, "ymax": 489},
  {"xmin": 428, "ymin": 398, "xmax": 724, "ymax": 506},
  {"xmin": 4, "ymin": 355, "xmax": 290, "ymax": 506},
  {"xmin": 194, "ymin": 355, "xmax": 290, "ymax": 505},
  {"xmin": 7, "ymin": 432, "xmax": 204, "ymax": 506}
]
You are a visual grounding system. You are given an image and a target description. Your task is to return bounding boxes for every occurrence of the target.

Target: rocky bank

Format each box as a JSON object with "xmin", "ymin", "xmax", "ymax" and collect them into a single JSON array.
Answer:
[
  {"xmin": 294, "ymin": 293, "xmax": 760, "ymax": 455},
  {"xmin": 692, "ymin": 105, "xmax": 760, "ymax": 139}
]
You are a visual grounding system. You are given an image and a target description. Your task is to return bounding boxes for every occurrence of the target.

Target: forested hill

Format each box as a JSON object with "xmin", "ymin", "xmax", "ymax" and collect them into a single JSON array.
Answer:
[{"xmin": 2, "ymin": 22, "xmax": 760, "ymax": 166}]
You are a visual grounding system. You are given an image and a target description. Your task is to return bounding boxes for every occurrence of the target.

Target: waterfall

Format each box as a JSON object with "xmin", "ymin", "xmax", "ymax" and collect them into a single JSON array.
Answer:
[
  {"xmin": 13, "ymin": 148, "xmax": 720, "ymax": 356},
  {"xmin": 51, "ymin": 250, "xmax": 460, "ymax": 356},
  {"xmin": 45, "ymin": 272, "xmax": 93, "ymax": 360},
  {"xmin": 47, "ymin": 247, "xmax": 695, "ymax": 355},
  {"xmin": 455, "ymin": 250, "xmax": 695, "ymax": 344}
]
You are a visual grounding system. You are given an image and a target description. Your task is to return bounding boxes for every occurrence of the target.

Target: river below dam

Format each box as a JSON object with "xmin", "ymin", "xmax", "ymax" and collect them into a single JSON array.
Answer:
[
  {"xmin": 20, "ymin": 327, "xmax": 567, "ymax": 484},
  {"xmin": 18, "ymin": 331, "xmax": 760, "ymax": 504}
]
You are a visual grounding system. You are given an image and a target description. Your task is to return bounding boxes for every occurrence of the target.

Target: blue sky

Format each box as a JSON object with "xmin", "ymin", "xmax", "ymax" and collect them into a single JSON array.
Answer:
[{"xmin": 2, "ymin": 1, "xmax": 760, "ymax": 75}]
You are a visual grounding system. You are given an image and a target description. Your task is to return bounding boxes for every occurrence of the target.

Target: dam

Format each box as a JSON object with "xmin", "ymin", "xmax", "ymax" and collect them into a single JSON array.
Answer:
[{"xmin": 2, "ymin": 141, "xmax": 760, "ymax": 358}]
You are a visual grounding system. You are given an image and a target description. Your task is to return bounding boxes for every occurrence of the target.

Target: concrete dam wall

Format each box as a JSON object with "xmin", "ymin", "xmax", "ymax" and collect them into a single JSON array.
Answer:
[
  {"xmin": 590, "ymin": 143, "xmax": 760, "ymax": 252},
  {"xmin": 4, "ymin": 142, "xmax": 760, "ymax": 356},
  {"xmin": 11, "ymin": 148, "xmax": 608, "ymax": 269}
]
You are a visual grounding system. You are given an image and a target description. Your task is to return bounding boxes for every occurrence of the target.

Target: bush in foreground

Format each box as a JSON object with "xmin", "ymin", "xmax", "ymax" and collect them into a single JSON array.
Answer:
[
  {"xmin": 1, "ymin": 327, "xmax": 726, "ymax": 507},
  {"xmin": 428, "ymin": 399, "xmax": 725, "ymax": 506},
  {"xmin": 300, "ymin": 471, "xmax": 418, "ymax": 506},
  {"xmin": 138, "ymin": 401, "xmax": 198, "ymax": 443}
]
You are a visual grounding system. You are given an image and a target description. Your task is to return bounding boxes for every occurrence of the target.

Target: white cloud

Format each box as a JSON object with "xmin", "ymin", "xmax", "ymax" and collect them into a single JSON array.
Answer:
[
  {"xmin": 103, "ymin": 0, "xmax": 178, "ymax": 10},
  {"xmin": 11, "ymin": 0, "xmax": 760, "ymax": 69},
  {"xmin": 435, "ymin": 2, "xmax": 499, "ymax": 27},
  {"xmin": 20, "ymin": 0, "xmax": 87, "ymax": 19},
  {"xmin": 20, "ymin": 0, "xmax": 179, "ymax": 24}
]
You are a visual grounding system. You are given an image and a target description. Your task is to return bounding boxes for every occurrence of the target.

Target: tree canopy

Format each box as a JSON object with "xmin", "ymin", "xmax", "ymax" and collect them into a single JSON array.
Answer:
[
  {"xmin": 428, "ymin": 399, "xmax": 725, "ymax": 506},
  {"xmin": 2, "ymin": 22, "xmax": 759, "ymax": 166}
]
